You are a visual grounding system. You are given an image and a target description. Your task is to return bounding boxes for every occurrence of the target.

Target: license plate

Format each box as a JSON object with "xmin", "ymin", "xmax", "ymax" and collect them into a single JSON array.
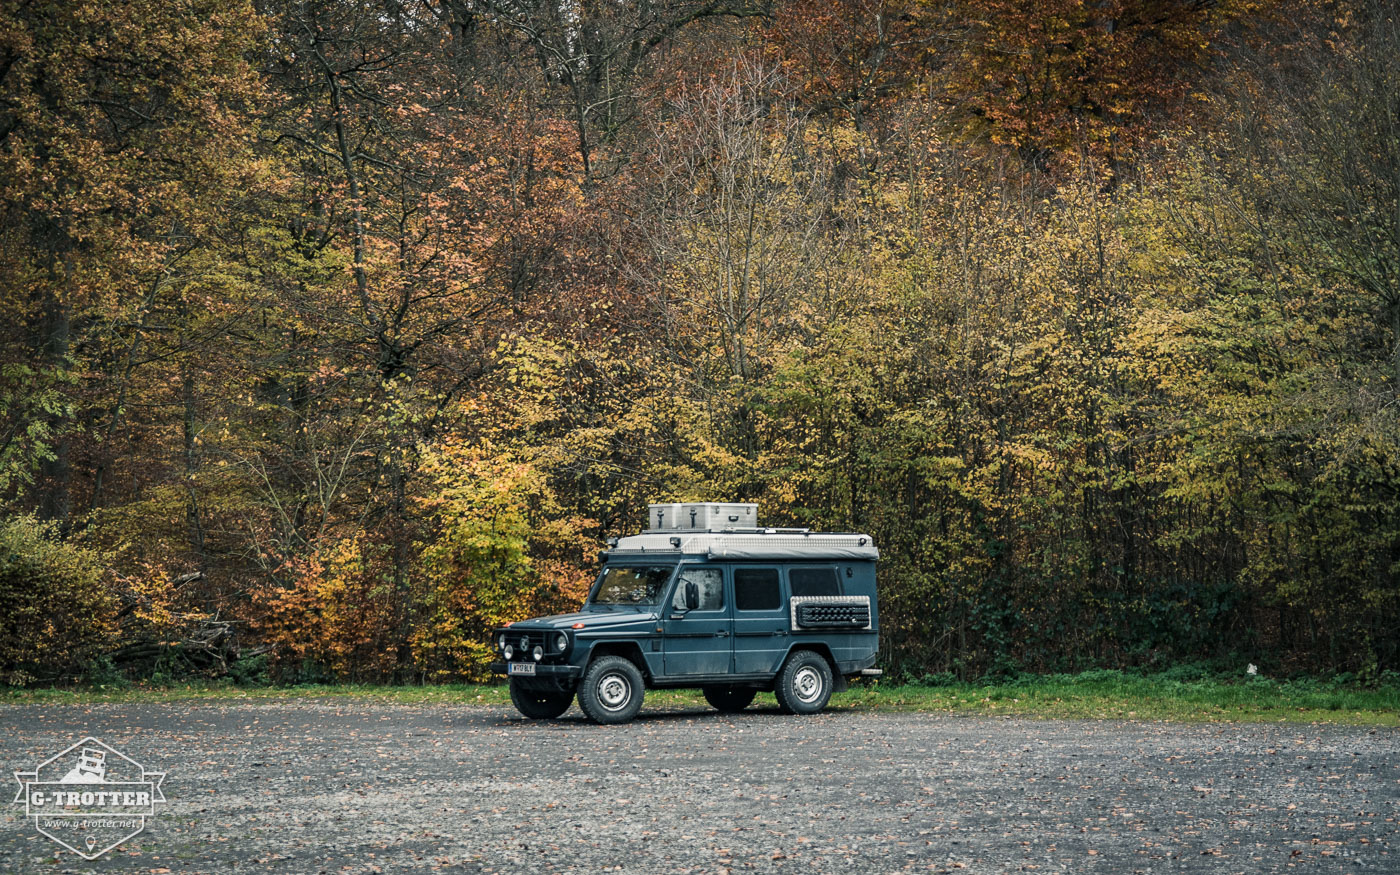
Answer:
[{"xmin": 508, "ymin": 662, "xmax": 535, "ymax": 676}]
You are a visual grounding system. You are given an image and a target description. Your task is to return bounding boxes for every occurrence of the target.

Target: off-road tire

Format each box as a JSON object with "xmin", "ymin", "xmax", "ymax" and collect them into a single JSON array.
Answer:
[
  {"xmin": 703, "ymin": 685, "xmax": 757, "ymax": 713},
  {"xmin": 578, "ymin": 656, "xmax": 645, "ymax": 724},
  {"xmin": 509, "ymin": 681, "xmax": 573, "ymax": 720},
  {"xmin": 774, "ymin": 651, "xmax": 834, "ymax": 715}
]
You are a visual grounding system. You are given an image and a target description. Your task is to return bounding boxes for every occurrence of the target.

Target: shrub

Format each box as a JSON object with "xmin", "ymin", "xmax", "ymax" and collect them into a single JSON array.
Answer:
[
  {"xmin": 1158, "ymin": 662, "xmax": 1214, "ymax": 683},
  {"xmin": 0, "ymin": 515, "xmax": 114, "ymax": 684}
]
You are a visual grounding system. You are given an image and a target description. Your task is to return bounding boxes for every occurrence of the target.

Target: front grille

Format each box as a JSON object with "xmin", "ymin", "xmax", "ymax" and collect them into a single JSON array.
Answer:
[{"xmin": 501, "ymin": 628, "xmax": 559, "ymax": 659}]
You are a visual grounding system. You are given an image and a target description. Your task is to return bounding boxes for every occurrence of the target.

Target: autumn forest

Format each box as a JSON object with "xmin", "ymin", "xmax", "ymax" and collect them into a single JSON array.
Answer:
[{"xmin": 1, "ymin": 0, "xmax": 1397, "ymax": 685}]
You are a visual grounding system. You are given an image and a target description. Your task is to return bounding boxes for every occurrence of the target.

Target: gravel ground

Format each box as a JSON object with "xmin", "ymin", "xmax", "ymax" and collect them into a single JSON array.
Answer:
[{"xmin": 1, "ymin": 700, "xmax": 1395, "ymax": 874}]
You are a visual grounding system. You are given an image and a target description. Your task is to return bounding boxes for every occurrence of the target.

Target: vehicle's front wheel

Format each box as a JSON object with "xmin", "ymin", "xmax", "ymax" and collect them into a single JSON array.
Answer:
[
  {"xmin": 578, "ymin": 656, "xmax": 645, "ymax": 724},
  {"xmin": 774, "ymin": 651, "xmax": 833, "ymax": 715},
  {"xmin": 509, "ymin": 681, "xmax": 573, "ymax": 720},
  {"xmin": 703, "ymin": 685, "xmax": 757, "ymax": 713}
]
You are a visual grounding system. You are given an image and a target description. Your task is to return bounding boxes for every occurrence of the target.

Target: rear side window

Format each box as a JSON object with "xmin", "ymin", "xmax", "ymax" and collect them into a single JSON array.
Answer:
[
  {"xmin": 789, "ymin": 567, "xmax": 842, "ymax": 597},
  {"xmin": 734, "ymin": 568, "xmax": 781, "ymax": 611}
]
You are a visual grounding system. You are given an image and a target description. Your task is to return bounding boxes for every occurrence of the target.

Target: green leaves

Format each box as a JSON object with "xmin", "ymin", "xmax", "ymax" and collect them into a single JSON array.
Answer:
[
  {"xmin": 0, "ymin": 363, "xmax": 75, "ymax": 496},
  {"xmin": 0, "ymin": 515, "xmax": 114, "ymax": 685}
]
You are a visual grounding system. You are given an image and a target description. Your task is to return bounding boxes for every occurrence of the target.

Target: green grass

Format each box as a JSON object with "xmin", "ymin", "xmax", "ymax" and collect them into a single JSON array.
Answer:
[
  {"xmin": 832, "ymin": 672, "xmax": 1400, "ymax": 726},
  {"xmin": 3, "ymin": 671, "xmax": 1397, "ymax": 725},
  {"xmin": 2, "ymin": 682, "xmax": 515, "ymax": 705}
]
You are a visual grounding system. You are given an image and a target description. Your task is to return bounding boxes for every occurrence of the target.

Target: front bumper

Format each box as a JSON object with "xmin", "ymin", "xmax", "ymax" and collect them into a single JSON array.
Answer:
[{"xmin": 490, "ymin": 661, "xmax": 583, "ymax": 682}]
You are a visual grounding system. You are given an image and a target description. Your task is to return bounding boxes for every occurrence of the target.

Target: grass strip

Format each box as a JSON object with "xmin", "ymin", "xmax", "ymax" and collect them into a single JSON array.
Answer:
[{"xmin": 3, "ymin": 671, "xmax": 1396, "ymax": 725}]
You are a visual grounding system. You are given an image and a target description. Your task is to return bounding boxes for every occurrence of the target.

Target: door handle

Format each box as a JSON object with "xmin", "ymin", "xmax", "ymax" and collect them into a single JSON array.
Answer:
[{"xmin": 715, "ymin": 630, "xmax": 730, "ymax": 638}]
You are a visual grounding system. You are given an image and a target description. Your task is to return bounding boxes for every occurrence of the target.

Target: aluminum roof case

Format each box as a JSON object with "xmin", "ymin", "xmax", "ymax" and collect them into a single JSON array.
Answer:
[{"xmin": 647, "ymin": 503, "xmax": 758, "ymax": 532}]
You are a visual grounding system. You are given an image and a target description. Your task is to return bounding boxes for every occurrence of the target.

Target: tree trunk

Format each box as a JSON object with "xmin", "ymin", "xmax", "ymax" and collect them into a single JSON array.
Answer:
[{"xmin": 36, "ymin": 293, "xmax": 70, "ymax": 525}]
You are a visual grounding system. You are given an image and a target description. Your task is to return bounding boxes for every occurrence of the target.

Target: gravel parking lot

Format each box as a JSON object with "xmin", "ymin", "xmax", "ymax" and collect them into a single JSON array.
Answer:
[{"xmin": 1, "ymin": 700, "xmax": 1395, "ymax": 874}]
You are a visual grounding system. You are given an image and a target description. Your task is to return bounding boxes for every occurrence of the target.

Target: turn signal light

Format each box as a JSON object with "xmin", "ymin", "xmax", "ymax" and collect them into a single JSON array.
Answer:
[{"xmin": 572, "ymin": 622, "xmax": 585, "ymax": 629}]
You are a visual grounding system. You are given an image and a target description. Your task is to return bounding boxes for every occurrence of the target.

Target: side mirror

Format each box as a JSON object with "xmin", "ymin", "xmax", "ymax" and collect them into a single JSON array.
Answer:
[{"xmin": 684, "ymin": 581, "xmax": 700, "ymax": 612}]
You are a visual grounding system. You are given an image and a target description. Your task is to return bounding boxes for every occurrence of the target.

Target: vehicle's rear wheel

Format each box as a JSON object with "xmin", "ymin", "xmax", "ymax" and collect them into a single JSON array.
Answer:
[
  {"xmin": 509, "ymin": 680, "xmax": 573, "ymax": 720},
  {"xmin": 774, "ymin": 651, "xmax": 833, "ymax": 715},
  {"xmin": 702, "ymin": 685, "xmax": 757, "ymax": 713},
  {"xmin": 578, "ymin": 655, "xmax": 645, "ymax": 724}
]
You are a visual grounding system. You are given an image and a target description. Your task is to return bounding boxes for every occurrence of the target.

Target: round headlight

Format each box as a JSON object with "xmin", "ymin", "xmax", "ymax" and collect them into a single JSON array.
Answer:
[
  {"xmin": 532, "ymin": 645, "xmax": 544, "ymax": 661},
  {"xmin": 503, "ymin": 644, "xmax": 514, "ymax": 660},
  {"xmin": 555, "ymin": 633, "xmax": 568, "ymax": 652}
]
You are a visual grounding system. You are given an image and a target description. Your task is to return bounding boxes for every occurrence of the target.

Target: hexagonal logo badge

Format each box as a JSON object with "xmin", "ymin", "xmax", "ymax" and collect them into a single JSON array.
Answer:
[{"xmin": 12, "ymin": 736, "xmax": 166, "ymax": 860}]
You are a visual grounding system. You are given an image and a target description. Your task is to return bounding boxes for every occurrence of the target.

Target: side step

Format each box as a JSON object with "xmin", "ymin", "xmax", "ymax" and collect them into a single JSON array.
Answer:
[{"xmin": 859, "ymin": 668, "xmax": 883, "ymax": 677}]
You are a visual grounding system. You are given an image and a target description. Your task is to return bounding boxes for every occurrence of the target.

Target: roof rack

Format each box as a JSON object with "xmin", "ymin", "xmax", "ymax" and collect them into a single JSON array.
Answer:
[{"xmin": 609, "ymin": 530, "xmax": 877, "ymax": 560}]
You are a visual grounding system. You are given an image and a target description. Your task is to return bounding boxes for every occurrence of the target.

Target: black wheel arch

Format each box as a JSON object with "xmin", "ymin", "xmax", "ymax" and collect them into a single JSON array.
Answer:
[
  {"xmin": 782, "ymin": 642, "xmax": 837, "ymax": 671},
  {"xmin": 580, "ymin": 640, "xmax": 652, "ymax": 682},
  {"xmin": 782, "ymin": 643, "xmax": 847, "ymax": 692}
]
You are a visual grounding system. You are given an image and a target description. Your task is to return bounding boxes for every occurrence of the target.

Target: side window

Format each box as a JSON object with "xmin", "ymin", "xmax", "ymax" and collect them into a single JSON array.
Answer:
[
  {"xmin": 789, "ymin": 566, "xmax": 842, "ymax": 597},
  {"xmin": 734, "ymin": 568, "xmax": 781, "ymax": 611},
  {"xmin": 673, "ymin": 567, "xmax": 724, "ymax": 611}
]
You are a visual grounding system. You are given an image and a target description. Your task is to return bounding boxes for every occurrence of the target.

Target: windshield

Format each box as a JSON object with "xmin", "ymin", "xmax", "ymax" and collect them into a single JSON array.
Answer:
[{"xmin": 589, "ymin": 565, "xmax": 675, "ymax": 606}]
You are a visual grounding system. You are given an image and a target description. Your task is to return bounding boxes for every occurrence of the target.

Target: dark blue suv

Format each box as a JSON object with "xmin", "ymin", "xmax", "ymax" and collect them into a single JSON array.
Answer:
[{"xmin": 490, "ymin": 503, "xmax": 881, "ymax": 724}]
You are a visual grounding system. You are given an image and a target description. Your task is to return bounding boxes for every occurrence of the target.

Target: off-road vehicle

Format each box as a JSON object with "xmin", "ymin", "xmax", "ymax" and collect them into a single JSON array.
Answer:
[{"xmin": 490, "ymin": 503, "xmax": 881, "ymax": 724}]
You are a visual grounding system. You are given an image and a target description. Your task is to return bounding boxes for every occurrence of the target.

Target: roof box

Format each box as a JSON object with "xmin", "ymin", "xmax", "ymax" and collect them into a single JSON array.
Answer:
[{"xmin": 648, "ymin": 502, "xmax": 757, "ymax": 532}]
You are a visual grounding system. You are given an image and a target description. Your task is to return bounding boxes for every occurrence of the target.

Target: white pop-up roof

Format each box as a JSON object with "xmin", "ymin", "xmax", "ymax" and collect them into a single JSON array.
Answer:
[{"xmin": 620, "ymin": 502, "xmax": 879, "ymax": 560}]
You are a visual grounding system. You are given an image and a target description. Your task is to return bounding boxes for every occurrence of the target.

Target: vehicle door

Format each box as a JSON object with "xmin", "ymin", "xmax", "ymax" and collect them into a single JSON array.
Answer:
[
  {"xmin": 731, "ymin": 566, "xmax": 788, "ymax": 675},
  {"xmin": 662, "ymin": 564, "xmax": 731, "ymax": 676}
]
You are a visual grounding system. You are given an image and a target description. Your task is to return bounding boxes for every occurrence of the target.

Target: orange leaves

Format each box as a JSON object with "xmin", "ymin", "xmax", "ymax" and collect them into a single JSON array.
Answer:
[
  {"xmin": 760, "ymin": 0, "xmax": 925, "ymax": 121},
  {"xmin": 939, "ymin": 0, "xmax": 1251, "ymax": 168},
  {"xmin": 257, "ymin": 537, "xmax": 402, "ymax": 682}
]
